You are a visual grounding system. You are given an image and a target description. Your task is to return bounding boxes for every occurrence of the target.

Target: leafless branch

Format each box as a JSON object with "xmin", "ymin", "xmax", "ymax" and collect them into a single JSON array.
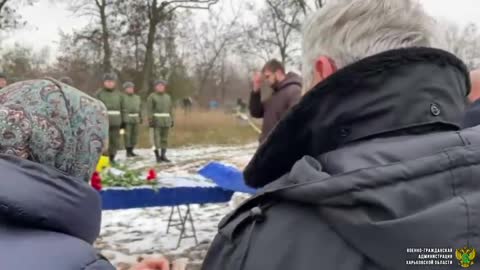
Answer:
[
  {"xmin": 74, "ymin": 29, "xmax": 101, "ymax": 45},
  {"xmin": 165, "ymin": 0, "xmax": 218, "ymax": 15},
  {"xmin": 266, "ymin": 0, "xmax": 301, "ymax": 31},
  {"xmin": 0, "ymin": 0, "xmax": 8, "ymax": 13}
]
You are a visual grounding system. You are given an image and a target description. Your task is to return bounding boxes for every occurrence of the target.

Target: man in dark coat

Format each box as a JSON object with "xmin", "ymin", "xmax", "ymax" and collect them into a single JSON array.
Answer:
[
  {"xmin": 463, "ymin": 69, "xmax": 480, "ymax": 128},
  {"xmin": 249, "ymin": 59, "xmax": 302, "ymax": 143},
  {"xmin": 202, "ymin": 1, "xmax": 480, "ymax": 270}
]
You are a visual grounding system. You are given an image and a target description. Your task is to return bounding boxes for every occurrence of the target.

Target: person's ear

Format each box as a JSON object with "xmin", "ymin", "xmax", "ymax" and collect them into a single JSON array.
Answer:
[{"xmin": 314, "ymin": 56, "xmax": 337, "ymax": 82}]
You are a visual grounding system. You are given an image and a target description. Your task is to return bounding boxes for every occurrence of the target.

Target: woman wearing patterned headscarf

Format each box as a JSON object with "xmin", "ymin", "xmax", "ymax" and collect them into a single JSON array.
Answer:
[{"xmin": 0, "ymin": 79, "xmax": 115, "ymax": 269}]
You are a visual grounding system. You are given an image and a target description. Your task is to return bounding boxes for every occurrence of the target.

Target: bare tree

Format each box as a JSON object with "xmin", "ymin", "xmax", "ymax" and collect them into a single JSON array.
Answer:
[
  {"xmin": 187, "ymin": 3, "xmax": 244, "ymax": 100},
  {"xmin": 128, "ymin": 0, "xmax": 218, "ymax": 96},
  {"xmin": 0, "ymin": 0, "xmax": 37, "ymax": 30},
  {"xmin": 291, "ymin": 0, "xmax": 325, "ymax": 14},
  {"xmin": 444, "ymin": 22, "xmax": 480, "ymax": 70},
  {"xmin": 0, "ymin": 44, "xmax": 52, "ymax": 81},
  {"xmin": 0, "ymin": 0, "xmax": 8, "ymax": 11},
  {"xmin": 115, "ymin": 1, "xmax": 148, "ymax": 73},
  {"xmin": 240, "ymin": 0, "xmax": 303, "ymax": 66},
  {"xmin": 67, "ymin": 0, "xmax": 115, "ymax": 73},
  {"xmin": 53, "ymin": 32, "xmax": 104, "ymax": 93}
]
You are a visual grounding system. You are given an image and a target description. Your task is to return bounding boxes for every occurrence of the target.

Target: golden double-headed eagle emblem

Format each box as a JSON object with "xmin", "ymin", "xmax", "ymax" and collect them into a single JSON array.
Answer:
[{"xmin": 456, "ymin": 247, "xmax": 476, "ymax": 268}]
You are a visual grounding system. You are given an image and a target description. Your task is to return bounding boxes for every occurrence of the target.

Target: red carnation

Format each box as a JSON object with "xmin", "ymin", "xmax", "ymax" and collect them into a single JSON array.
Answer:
[
  {"xmin": 91, "ymin": 171, "xmax": 102, "ymax": 191},
  {"xmin": 147, "ymin": 169, "xmax": 157, "ymax": 181}
]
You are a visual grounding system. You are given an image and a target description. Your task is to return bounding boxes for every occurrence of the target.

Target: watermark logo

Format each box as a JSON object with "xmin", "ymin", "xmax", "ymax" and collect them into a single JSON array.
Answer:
[{"xmin": 456, "ymin": 247, "xmax": 476, "ymax": 268}]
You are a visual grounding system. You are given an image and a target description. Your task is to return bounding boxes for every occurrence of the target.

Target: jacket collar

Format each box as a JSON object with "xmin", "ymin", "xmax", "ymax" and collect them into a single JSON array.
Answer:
[
  {"xmin": 244, "ymin": 47, "xmax": 470, "ymax": 188},
  {"xmin": 272, "ymin": 72, "xmax": 302, "ymax": 92}
]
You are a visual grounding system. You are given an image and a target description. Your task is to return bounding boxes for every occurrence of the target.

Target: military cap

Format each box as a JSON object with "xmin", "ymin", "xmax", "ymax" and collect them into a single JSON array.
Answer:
[
  {"xmin": 103, "ymin": 72, "xmax": 118, "ymax": 82},
  {"xmin": 153, "ymin": 79, "xmax": 167, "ymax": 87},
  {"xmin": 122, "ymin": 81, "xmax": 135, "ymax": 89}
]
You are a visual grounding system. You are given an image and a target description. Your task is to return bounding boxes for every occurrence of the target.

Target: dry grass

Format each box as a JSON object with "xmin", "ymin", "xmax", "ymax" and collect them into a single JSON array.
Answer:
[{"xmin": 134, "ymin": 109, "xmax": 260, "ymax": 148}]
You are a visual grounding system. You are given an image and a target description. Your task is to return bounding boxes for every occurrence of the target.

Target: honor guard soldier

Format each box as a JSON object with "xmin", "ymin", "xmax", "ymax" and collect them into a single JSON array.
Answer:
[
  {"xmin": 121, "ymin": 81, "xmax": 142, "ymax": 157},
  {"xmin": 147, "ymin": 79, "xmax": 174, "ymax": 163},
  {"xmin": 96, "ymin": 73, "xmax": 125, "ymax": 163}
]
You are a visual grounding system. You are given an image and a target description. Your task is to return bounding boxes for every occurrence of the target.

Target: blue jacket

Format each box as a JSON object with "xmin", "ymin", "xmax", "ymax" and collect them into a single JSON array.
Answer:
[{"xmin": 0, "ymin": 155, "xmax": 114, "ymax": 270}]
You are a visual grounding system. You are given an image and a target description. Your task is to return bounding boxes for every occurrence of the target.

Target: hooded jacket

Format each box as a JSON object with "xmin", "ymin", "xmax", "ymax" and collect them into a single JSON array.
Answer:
[
  {"xmin": 249, "ymin": 72, "xmax": 302, "ymax": 143},
  {"xmin": 0, "ymin": 155, "xmax": 113, "ymax": 270},
  {"xmin": 463, "ymin": 99, "xmax": 480, "ymax": 128},
  {"xmin": 0, "ymin": 79, "xmax": 113, "ymax": 270},
  {"xmin": 202, "ymin": 48, "xmax": 480, "ymax": 270}
]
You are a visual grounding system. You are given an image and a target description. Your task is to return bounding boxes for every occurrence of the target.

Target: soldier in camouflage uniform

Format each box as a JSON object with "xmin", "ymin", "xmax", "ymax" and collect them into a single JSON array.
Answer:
[
  {"xmin": 147, "ymin": 80, "xmax": 174, "ymax": 163},
  {"xmin": 0, "ymin": 73, "xmax": 7, "ymax": 90},
  {"xmin": 96, "ymin": 73, "xmax": 125, "ymax": 163},
  {"xmin": 121, "ymin": 81, "xmax": 142, "ymax": 158}
]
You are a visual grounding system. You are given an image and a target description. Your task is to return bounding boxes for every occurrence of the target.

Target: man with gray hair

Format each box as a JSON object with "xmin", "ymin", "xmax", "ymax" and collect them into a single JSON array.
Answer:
[{"xmin": 202, "ymin": 1, "xmax": 480, "ymax": 269}]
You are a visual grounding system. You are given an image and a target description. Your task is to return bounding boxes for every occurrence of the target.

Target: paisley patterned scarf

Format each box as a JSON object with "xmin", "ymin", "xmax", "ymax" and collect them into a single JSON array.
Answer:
[{"xmin": 0, "ymin": 79, "xmax": 108, "ymax": 181}]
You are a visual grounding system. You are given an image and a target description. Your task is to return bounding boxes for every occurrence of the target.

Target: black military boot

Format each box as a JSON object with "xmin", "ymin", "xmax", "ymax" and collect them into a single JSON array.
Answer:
[
  {"xmin": 130, "ymin": 147, "xmax": 138, "ymax": 157},
  {"xmin": 154, "ymin": 149, "xmax": 161, "ymax": 163},
  {"xmin": 161, "ymin": 148, "xmax": 171, "ymax": 163},
  {"xmin": 126, "ymin": 147, "xmax": 133, "ymax": 158}
]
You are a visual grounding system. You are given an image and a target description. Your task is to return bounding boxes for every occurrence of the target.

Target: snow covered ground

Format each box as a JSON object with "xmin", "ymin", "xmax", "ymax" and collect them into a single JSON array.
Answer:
[
  {"xmin": 96, "ymin": 144, "xmax": 256, "ymax": 270},
  {"xmin": 116, "ymin": 143, "xmax": 257, "ymax": 173}
]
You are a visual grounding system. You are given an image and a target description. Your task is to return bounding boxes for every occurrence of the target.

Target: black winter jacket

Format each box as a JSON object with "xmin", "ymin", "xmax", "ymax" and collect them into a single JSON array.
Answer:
[{"xmin": 202, "ymin": 48, "xmax": 479, "ymax": 270}]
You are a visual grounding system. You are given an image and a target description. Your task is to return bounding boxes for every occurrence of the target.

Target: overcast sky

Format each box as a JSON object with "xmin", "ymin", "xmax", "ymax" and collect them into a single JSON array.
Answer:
[{"xmin": 3, "ymin": 0, "xmax": 480, "ymax": 54}]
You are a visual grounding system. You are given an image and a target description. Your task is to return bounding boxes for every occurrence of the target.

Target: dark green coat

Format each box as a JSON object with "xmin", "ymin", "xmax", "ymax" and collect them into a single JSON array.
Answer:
[
  {"xmin": 121, "ymin": 94, "xmax": 142, "ymax": 124},
  {"xmin": 146, "ymin": 92, "xmax": 174, "ymax": 128},
  {"xmin": 96, "ymin": 88, "xmax": 125, "ymax": 127}
]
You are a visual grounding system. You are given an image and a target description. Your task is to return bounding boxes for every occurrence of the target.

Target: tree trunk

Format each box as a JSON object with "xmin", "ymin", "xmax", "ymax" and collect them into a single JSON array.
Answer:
[
  {"xmin": 280, "ymin": 46, "xmax": 287, "ymax": 66},
  {"xmin": 140, "ymin": 17, "xmax": 158, "ymax": 96},
  {"xmin": 0, "ymin": 0, "xmax": 8, "ymax": 13},
  {"xmin": 134, "ymin": 34, "xmax": 140, "ymax": 72},
  {"xmin": 100, "ymin": 0, "xmax": 112, "ymax": 73},
  {"xmin": 220, "ymin": 58, "xmax": 226, "ymax": 103},
  {"xmin": 316, "ymin": 0, "xmax": 325, "ymax": 8}
]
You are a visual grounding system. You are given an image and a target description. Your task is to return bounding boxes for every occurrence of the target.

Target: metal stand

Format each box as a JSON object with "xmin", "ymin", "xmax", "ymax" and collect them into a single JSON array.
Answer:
[{"xmin": 166, "ymin": 205, "xmax": 199, "ymax": 249}]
